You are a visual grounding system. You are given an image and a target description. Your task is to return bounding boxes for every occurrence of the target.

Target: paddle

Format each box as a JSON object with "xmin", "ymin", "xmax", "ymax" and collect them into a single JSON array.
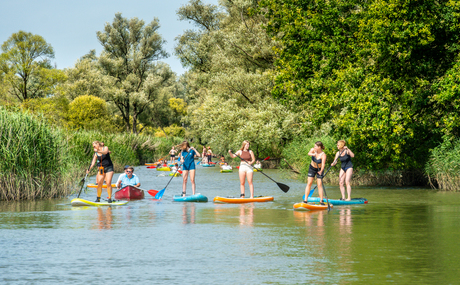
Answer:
[
  {"xmin": 283, "ymin": 158, "xmax": 301, "ymax": 174},
  {"xmin": 230, "ymin": 151, "xmax": 290, "ymax": 193},
  {"xmin": 77, "ymin": 166, "xmax": 91, "ymax": 198},
  {"xmin": 149, "ymin": 148, "xmax": 194, "ymax": 199}
]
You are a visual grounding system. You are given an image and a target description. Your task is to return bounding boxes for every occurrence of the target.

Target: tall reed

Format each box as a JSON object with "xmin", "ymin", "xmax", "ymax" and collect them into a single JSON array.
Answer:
[
  {"xmin": 425, "ymin": 139, "xmax": 460, "ymax": 191},
  {"xmin": 0, "ymin": 109, "xmax": 75, "ymax": 200}
]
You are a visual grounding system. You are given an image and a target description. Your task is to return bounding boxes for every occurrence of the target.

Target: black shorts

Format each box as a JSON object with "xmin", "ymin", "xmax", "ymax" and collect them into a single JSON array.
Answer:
[
  {"xmin": 308, "ymin": 165, "xmax": 323, "ymax": 179},
  {"xmin": 170, "ymin": 155, "xmax": 175, "ymax": 158},
  {"xmin": 99, "ymin": 165, "xmax": 114, "ymax": 174}
]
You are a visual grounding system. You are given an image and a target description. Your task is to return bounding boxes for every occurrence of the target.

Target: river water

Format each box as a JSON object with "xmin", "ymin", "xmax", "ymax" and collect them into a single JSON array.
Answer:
[{"xmin": 1, "ymin": 165, "xmax": 460, "ymax": 284}]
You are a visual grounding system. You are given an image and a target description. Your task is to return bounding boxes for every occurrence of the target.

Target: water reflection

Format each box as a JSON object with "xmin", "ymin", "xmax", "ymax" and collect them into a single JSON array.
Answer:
[
  {"xmin": 239, "ymin": 204, "xmax": 254, "ymax": 226},
  {"xmin": 94, "ymin": 207, "xmax": 113, "ymax": 230},
  {"xmin": 182, "ymin": 203, "xmax": 196, "ymax": 224}
]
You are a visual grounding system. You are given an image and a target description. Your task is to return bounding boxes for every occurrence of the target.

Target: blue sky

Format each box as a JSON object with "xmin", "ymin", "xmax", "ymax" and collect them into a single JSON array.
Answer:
[{"xmin": 0, "ymin": 0, "xmax": 219, "ymax": 75}]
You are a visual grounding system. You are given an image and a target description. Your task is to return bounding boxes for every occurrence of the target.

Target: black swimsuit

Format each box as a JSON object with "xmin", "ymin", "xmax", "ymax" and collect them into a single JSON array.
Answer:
[
  {"xmin": 340, "ymin": 151, "xmax": 353, "ymax": 172},
  {"xmin": 96, "ymin": 150, "xmax": 114, "ymax": 173}
]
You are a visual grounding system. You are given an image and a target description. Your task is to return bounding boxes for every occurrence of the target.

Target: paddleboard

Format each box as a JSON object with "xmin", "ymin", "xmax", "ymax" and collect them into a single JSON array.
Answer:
[
  {"xmin": 71, "ymin": 198, "xmax": 128, "ymax": 207},
  {"xmin": 169, "ymin": 172, "xmax": 182, "ymax": 176},
  {"xmin": 201, "ymin": 164, "xmax": 215, "ymax": 167},
  {"xmin": 220, "ymin": 169, "xmax": 233, "ymax": 173},
  {"xmin": 303, "ymin": 195, "xmax": 368, "ymax": 205},
  {"xmin": 86, "ymin": 183, "xmax": 116, "ymax": 188},
  {"xmin": 157, "ymin": 167, "xmax": 171, "ymax": 171},
  {"xmin": 172, "ymin": 193, "xmax": 208, "ymax": 202},
  {"xmin": 145, "ymin": 163, "xmax": 156, "ymax": 166},
  {"xmin": 213, "ymin": 196, "xmax": 274, "ymax": 204},
  {"xmin": 293, "ymin": 202, "xmax": 332, "ymax": 211}
]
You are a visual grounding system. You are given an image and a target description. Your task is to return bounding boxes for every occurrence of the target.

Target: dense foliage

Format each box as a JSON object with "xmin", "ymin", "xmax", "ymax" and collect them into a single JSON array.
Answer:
[{"xmin": 259, "ymin": 0, "xmax": 460, "ymax": 171}]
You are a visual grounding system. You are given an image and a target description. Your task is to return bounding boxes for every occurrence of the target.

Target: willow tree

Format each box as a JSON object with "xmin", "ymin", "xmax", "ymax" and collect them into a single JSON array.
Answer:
[
  {"xmin": 175, "ymin": 0, "xmax": 299, "ymax": 157},
  {"xmin": 0, "ymin": 31, "xmax": 65, "ymax": 102},
  {"xmin": 97, "ymin": 13, "xmax": 170, "ymax": 134}
]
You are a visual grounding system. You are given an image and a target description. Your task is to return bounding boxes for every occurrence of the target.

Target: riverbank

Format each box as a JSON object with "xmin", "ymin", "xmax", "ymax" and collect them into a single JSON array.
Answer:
[{"xmin": 0, "ymin": 108, "xmax": 182, "ymax": 201}]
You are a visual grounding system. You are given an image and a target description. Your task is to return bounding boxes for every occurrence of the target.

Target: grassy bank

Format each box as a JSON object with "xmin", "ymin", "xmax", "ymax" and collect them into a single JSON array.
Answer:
[{"xmin": 0, "ymin": 108, "xmax": 184, "ymax": 201}]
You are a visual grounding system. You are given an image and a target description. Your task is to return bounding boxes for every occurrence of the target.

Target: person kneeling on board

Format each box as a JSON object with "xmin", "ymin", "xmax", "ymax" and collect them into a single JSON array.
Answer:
[{"xmin": 116, "ymin": 165, "xmax": 141, "ymax": 189}]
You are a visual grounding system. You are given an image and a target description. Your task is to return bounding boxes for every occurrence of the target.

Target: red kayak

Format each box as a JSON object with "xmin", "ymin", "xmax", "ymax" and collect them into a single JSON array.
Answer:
[{"xmin": 114, "ymin": 186, "xmax": 145, "ymax": 200}]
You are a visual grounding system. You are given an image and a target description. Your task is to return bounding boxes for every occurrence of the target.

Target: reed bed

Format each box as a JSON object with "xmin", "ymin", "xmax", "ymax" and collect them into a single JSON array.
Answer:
[
  {"xmin": 0, "ymin": 109, "xmax": 76, "ymax": 201},
  {"xmin": 425, "ymin": 140, "xmax": 460, "ymax": 191}
]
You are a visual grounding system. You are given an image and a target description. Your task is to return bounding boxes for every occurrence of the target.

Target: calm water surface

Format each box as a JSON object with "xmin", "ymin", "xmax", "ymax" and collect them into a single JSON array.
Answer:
[{"xmin": 1, "ymin": 165, "xmax": 460, "ymax": 284}]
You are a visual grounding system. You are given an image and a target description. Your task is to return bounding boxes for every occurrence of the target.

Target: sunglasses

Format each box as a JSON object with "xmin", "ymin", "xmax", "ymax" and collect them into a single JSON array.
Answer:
[{"xmin": 125, "ymin": 170, "xmax": 132, "ymax": 173}]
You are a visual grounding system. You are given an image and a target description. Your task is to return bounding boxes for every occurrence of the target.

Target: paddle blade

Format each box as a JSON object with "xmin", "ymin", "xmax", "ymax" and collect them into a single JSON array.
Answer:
[
  {"xmin": 148, "ymin": 189, "xmax": 159, "ymax": 197},
  {"xmin": 263, "ymin": 156, "xmax": 270, "ymax": 161},
  {"xmin": 277, "ymin": 183, "xmax": 290, "ymax": 193},
  {"xmin": 154, "ymin": 189, "xmax": 165, "ymax": 200}
]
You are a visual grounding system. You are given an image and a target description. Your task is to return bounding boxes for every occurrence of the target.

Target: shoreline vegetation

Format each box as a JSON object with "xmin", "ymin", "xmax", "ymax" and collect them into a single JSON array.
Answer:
[
  {"xmin": 3, "ymin": 2, "xmax": 460, "ymax": 200},
  {"xmin": 0, "ymin": 108, "xmax": 457, "ymax": 202},
  {"xmin": 0, "ymin": 109, "xmax": 182, "ymax": 201}
]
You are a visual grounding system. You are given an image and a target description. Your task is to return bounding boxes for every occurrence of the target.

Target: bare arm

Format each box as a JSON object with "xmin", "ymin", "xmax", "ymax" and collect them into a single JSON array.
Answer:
[
  {"xmin": 331, "ymin": 152, "xmax": 340, "ymax": 166},
  {"xmin": 249, "ymin": 150, "xmax": 256, "ymax": 165},
  {"xmin": 307, "ymin": 148, "xmax": 316, "ymax": 156},
  {"xmin": 86, "ymin": 153, "xmax": 97, "ymax": 174},
  {"xmin": 192, "ymin": 147, "xmax": 201, "ymax": 157},
  {"xmin": 345, "ymin": 147, "xmax": 355, "ymax": 158},
  {"xmin": 320, "ymin": 153, "xmax": 326, "ymax": 174}
]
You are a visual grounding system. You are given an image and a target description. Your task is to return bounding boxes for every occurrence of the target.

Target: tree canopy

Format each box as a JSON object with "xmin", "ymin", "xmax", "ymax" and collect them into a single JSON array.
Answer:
[{"xmin": 0, "ymin": 31, "xmax": 65, "ymax": 102}]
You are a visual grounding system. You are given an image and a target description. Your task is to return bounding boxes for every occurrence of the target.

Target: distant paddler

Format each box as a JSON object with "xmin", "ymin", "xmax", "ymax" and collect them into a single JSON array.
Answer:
[
  {"xmin": 304, "ymin": 141, "xmax": 326, "ymax": 205},
  {"xmin": 331, "ymin": 140, "xmax": 355, "ymax": 201},
  {"xmin": 228, "ymin": 140, "xmax": 256, "ymax": 199},
  {"xmin": 180, "ymin": 141, "xmax": 201, "ymax": 197},
  {"xmin": 87, "ymin": 141, "xmax": 115, "ymax": 203}
]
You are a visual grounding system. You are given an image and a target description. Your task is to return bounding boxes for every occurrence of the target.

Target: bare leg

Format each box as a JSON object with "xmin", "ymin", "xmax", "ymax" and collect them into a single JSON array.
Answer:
[
  {"xmin": 96, "ymin": 172, "xmax": 104, "ymax": 198},
  {"xmin": 105, "ymin": 171, "xmax": 114, "ymax": 199},
  {"xmin": 189, "ymin": 169, "xmax": 196, "ymax": 195},
  {"xmin": 304, "ymin": 177, "xmax": 315, "ymax": 201},
  {"xmin": 345, "ymin": 168, "xmax": 353, "ymax": 200},
  {"xmin": 239, "ymin": 170, "xmax": 247, "ymax": 197},
  {"xmin": 247, "ymin": 171, "xmax": 254, "ymax": 198},
  {"xmin": 182, "ymin": 170, "xmax": 189, "ymax": 195},
  {"xmin": 339, "ymin": 169, "xmax": 346, "ymax": 199}
]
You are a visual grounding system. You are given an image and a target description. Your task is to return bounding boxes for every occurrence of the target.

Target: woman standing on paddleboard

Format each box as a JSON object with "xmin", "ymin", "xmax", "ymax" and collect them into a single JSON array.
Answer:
[
  {"xmin": 228, "ymin": 140, "xmax": 256, "ymax": 199},
  {"xmin": 180, "ymin": 141, "xmax": 200, "ymax": 197},
  {"xmin": 331, "ymin": 140, "xmax": 354, "ymax": 201},
  {"xmin": 87, "ymin": 141, "xmax": 114, "ymax": 203},
  {"xmin": 305, "ymin": 141, "xmax": 327, "ymax": 205}
]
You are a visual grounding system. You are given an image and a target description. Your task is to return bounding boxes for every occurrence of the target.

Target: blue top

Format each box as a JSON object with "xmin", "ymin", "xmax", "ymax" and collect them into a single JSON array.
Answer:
[
  {"xmin": 181, "ymin": 149, "xmax": 197, "ymax": 170},
  {"xmin": 117, "ymin": 173, "xmax": 140, "ymax": 188}
]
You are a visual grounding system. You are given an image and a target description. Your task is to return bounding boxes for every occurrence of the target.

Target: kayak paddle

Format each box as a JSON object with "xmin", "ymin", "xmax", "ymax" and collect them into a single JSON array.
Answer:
[{"xmin": 230, "ymin": 151, "xmax": 290, "ymax": 193}]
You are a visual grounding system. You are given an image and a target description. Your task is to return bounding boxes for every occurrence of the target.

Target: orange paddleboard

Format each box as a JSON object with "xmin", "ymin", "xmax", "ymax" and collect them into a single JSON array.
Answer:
[
  {"xmin": 213, "ymin": 196, "xmax": 274, "ymax": 204},
  {"xmin": 293, "ymin": 202, "xmax": 332, "ymax": 211},
  {"xmin": 86, "ymin": 183, "xmax": 117, "ymax": 188}
]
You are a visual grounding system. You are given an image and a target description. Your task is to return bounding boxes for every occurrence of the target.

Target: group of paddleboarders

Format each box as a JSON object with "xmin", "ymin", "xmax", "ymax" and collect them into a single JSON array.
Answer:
[
  {"xmin": 85, "ymin": 139, "xmax": 354, "ymax": 203},
  {"xmin": 304, "ymin": 140, "xmax": 355, "ymax": 205}
]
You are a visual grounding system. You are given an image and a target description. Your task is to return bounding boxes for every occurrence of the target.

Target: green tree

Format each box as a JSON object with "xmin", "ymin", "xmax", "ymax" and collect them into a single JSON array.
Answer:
[
  {"xmin": 96, "ymin": 13, "xmax": 170, "ymax": 134},
  {"xmin": 66, "ymin": 95, "xmax": 111, "ymax": 130},
  {"xmin": 176, "ymin": 0, "xmax": 298, "ymax": 156},
  {"xmin": 0, "ymin": 31, "xmax": 66, "ymax": 102},
  {"xmin": 259, "ymin": 0, "xmax": 460, "ymax": 170}
]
